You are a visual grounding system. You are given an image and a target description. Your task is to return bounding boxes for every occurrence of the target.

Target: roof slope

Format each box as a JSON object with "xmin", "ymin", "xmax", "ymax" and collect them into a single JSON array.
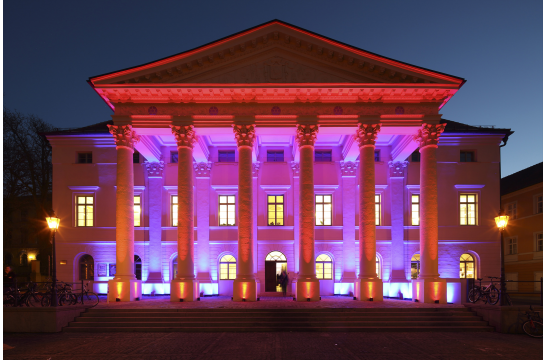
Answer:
[{"xmin": 501, "ymin": 162, "xmax": 543, "ymax": 196}]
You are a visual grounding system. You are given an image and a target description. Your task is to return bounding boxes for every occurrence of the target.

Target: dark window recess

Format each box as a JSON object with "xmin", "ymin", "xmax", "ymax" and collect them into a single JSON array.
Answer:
[
  {"xmin": 374, "ymin": 150, "xmax": 380, "ymax": 162},
  {"xmin": 267, "ymin": 150, "xmax": 284, "ymax": 162},
  {"xmin": 460, "ymin": 151, "xmax": 475, "ymax": 162},
  {"xmin": 315, "ymin": 150, "xmax": 332, "ymax": 162},
  {"xmin": 219, "ymin": 150, "xmax": 236, "ymax": 162},
  {"xmin": 134, "ymin": 255, "xmax": 142, "ymax": 280},
  {"xmin": 133, "ymin": 151, "xmax": 140, "ymax": 163},
  {"xmin": 170, "ymin": 151, "xmax": 178, "ymax": 163},
  {"xmin": 78, "ymin": 153, "xmax": 92, "ymax": 164},
  {"xmin": 411, "ymin": 151, "xmax": 421, "ymax": 162}
]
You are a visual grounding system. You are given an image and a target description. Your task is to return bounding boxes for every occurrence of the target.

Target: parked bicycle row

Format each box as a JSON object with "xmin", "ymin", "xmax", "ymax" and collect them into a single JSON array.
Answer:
[{"xmin": 3, "ymin": 280, "xmax": 99, "ymax": 307}]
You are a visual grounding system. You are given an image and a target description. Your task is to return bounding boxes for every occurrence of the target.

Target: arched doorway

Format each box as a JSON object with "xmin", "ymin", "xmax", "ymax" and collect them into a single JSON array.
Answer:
[
  {"xmin": 265, "ymin": 251, "xmax": 287, "ymax": 292},
  {"xmin": 134, "ymin": 255, "xmax": 142, "ymax": 280},
  {"xmin": 79, "ymin": 254, "xmax": 94, "ymax": 281}
]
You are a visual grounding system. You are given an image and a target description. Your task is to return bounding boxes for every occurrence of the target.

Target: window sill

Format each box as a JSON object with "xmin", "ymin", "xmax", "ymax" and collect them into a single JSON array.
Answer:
[
  {"xmin": 210, "ymin": 226, "xmax": 238, "ymax": 230},
  {"xmin": 258, "ymin": 226, "xmax": 294, "ymax": 230}
]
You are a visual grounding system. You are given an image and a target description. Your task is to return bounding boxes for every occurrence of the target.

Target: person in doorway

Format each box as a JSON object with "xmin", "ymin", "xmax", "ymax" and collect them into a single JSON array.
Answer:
[
  {"xmin": 280, "ymin": 270, "xmax": 289, "ymax": 297},
  {"xmin": 4, "ymin": 266, "xmax": 16, "ymax": 293}
]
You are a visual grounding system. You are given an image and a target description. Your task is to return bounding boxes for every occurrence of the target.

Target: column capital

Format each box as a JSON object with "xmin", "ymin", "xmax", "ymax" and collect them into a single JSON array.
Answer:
[
  {"xmin": 290, "ymin": 161, "xmax": 300, "ymax": 176},
  {"xmin": 414, "ymin": 123, "xmax": 445, "ymax": 149},
  {"xmin": 340, "ymin": 161, "xmax": 358, "ymax": 177},
  {"xmin": 252, "ymin": 161, "xmax": 261, "ymax": 177},
  {"xmin": 144, "ymin": 159, "xmax": 165, "ymax": 178},
  {"xmin": 170, "ymin": 125, "xmax": 197, "ymax": 149},
  {"xmin": 108, "ymin": 124, "xmax": 140, "ymax": 150},
  {"xmin": 295, "ymin": 124, "xmax": 319, "ymax": 147},
  {"xmin": 388, "ymin": 161, "xmax": 408, "ymax": 178},
  {"xmin": 194, "ymin": 161, "xmax": 212, "ymax": 177},
  {"xmin": 232, "ymin": 124, "xmax": 256, "ymax": 147},
  {"xmin": 354, "ymin": 123, "xmax": 380, "ymax": 147}
]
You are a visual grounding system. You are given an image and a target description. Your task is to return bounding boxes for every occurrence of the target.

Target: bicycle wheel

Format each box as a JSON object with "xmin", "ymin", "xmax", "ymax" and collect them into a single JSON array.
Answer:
[
  {"xmin": 41, "ymin": 294, "xmax": 51, "ymax": 307},
  {"xmin": 27, "ymin": 293, "xmax": 43, "ymax": 307},
  {"xmin": 523, "ymin": 320, "xmax": 543, "ymax": 338},
  {"xmin": 468, "ymin": 288, "xmax": 481, "ymax": 303},
  {"xmin": 84, "ymin": 293, "xmax": 99, "ymax": 307},
  {"xmin": 487, "ymin": 288, "xmax": 500, "ymax": 305},
  {"xmin": 4, "ymin": 295, "xmax": 15, "ymax": 307}
]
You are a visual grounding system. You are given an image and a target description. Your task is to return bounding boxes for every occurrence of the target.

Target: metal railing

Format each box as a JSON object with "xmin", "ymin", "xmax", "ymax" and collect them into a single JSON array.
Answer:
[
  {"xmin": 3, "ymin": 279, "xmax": 99, "ymax": 307},
  {"xmin": 467, "ymin": 278, "xmax": 543, "ymax": 305}
]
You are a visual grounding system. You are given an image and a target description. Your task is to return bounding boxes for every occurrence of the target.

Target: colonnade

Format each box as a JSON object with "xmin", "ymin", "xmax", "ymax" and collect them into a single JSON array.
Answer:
[{"xmin": 106, "ymin": 121, "xmax": 447, "ymax": 303}]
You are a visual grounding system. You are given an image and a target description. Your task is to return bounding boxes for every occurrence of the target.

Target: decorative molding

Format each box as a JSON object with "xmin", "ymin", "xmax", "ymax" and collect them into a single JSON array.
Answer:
[
  {"xmin": 232, "ymin": 124, "xmax": 256, "ymax": 147},
  {"xmin": 290, "ymin": 161, "xmax": 300, "ymax": 176},
  {"xmin": 414, "ymin": 123, "xmax": 445, "ymax": 148},
  {"xmin": 295, "ymin": 124, "xmax": 319, "ymax": 147},
  {"xmin": 340, "ymin": 161, "xmax": 358, "ymax": 176},
  {"xmin": 354, "ymin": 123, "xmax": 380, "ymax": 147},
  {"xmin": 170, "ymin": 125, "xmax": 197, "ymax": 148},
  {"xmin": 144, "ymin": 160, "xmax": 165, "ymax": 177},
  {"xmin": 107, "ymin": 125, "xmax": 140, "ymax": 150},
  {"xmin": 388, "ymin": 161, "xmax": 408, "ymax": 178},
  {"xmin": 454, "ymin": 184, "xmax": 485, "ymax": 189},
  {"xmin": 194, "ymin": 162, "xmax": 212, "ymax": 177},
  {"xmin": 68, "ymin": 186, "xmax": 100, "ymax": 191},
  {"xmin": 252, "ymin": 161, "xmax": 261, "ymax": 177}
]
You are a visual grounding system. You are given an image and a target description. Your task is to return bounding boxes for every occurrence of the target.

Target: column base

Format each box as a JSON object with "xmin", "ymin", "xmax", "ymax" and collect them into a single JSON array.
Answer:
[
  {"xmin": 170, "ymin": 279, "xmax": 200, "ymax": 302},
  {"xmin": 107, "ymin": 278, "xmax": 142, "ymax": 302},
  {"xmin": 295, "ymin": 277, "xmax": 320, "ymax": 302},
  {"xmin": 411, "ymin": 277, "xmax": 447, "ymax": 304},
  {"xmin": 232, "ymin": 278, "xmax": 257, "ymax": 302},
  {"xmin": 354, "ymin": 277, "xmax": 383, "ymax": 301}
]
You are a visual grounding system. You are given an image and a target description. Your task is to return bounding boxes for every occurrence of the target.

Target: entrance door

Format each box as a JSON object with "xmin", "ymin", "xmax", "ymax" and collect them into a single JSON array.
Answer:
[
  {"xmin": 265, "ymin": 251, "xmax": 288, "ymax": 292},
  {"xmin": 265, "ymin": 261, "xmax": 277, "ymax": 292}
]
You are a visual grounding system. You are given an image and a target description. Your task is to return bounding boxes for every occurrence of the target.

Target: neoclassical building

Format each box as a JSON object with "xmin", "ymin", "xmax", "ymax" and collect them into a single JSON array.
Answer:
[{"xmin": 47, "ymin": 20, "xmax": 512, "ymax": 303}]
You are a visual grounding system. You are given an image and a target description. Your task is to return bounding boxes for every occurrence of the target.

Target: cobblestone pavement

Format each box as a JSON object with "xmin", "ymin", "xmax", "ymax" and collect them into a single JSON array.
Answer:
[
  {"xmin": 3, "ymin": 331, "xmax": 542, "ymax": 359},
  {"xmin": 93, "ymin": 295, "xmax": 465, "ymax": 309}
]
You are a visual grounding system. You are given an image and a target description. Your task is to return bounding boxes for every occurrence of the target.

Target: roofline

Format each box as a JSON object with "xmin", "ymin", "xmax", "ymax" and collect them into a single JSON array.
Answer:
[{"xmin": 89, "ymin": 19, "xmax": 465, "ymax": 86}]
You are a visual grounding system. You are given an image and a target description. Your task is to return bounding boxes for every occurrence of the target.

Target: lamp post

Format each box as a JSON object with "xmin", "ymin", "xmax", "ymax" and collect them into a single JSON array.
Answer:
[
  {"xmin": 495, "ymin": 210, "xmax": 509, "ymax": 306},
  {"xmin": 46, "ymin": 214, "xmax": 60, "ymax": 307}
]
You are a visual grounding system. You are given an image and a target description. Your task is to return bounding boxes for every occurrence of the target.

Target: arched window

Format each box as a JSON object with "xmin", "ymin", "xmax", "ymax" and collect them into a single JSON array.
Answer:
[
  {"xmin": 460, "ymin": 253, "xmax": 476, "ymax": 279},
  {"xmin": 266, "ymin": 251, "xmax": 287, "ymax": 261},
  {"xmin": 172, "ymin": 256, "xmax": 177, "ymax": 281},
  {"xmin": 20, "ymin": 253, "xmax": 28, "ymax": 267},
  {"xmin": 411, "ymin": 254, "xmax": 420, "ymax": 279},
  {"xmin": 316, "ymin": 254, "xmax": 332, "ymax": 280},
  {"xmin": 219, "ymin": 255, "xmax": 236, "ymax": 280},
  {"xmin": 79, "ymin": 254, "xmax": 94, "ymax": 281},
  {"xmin": 376, "ymin": 255, "xmax": 381, "ymax": 279},
  {"xmin": 134, "ymin": 255, "xmax": 142, "ymax": 280}
]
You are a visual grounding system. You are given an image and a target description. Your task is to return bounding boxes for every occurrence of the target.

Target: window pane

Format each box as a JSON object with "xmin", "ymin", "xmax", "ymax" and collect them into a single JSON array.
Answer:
[
  {"xmin": 316, "ymin": 263, "xmax": 323, "ymax": 279},
  {"xmin": 324, "ymin": 195, "xmax": 331, "ymax": 203},
  {"xmin": 276, "ymin": 196, "xmax": 283, "ymax": 203},
  {"xmin": 268, "ymin": 195, "xmax": 275, "ymax": 203},
  {"xmin": 467, "ymin": 195, "xmax": 475, "ymax": 203},
  {"xmin": 466, "ymin": 263, "xmax": 474, "ymax": 278},
  {"xmin": 219, "ymin": 196, "xmax": 227, "ymax": 204},
  {"xmin": 412, "ymin": 195, "xmax": 419, "ymax": 203},
  {"xmin": 460, "ymin": 195, "xmax": 467, "ymax": 202},
  {"xmin": 86, "ymin": 219, "xmax": 93, "ymax": 226},
  {"xmin": 228, "ymin": 196, "xmax": 235, "ymax": 204},
  {"xmin": 172, "ymin": 196, "xmax": 178, "ymax": 204},
  {"xmin": 86, "ymin": 197, "xmax": 93, "ymax": 204},
  {"xmin": 316, "ymin": 195, "xmax": 323, "ymax": 203},
  {"xmin": 229, "ymin": 263, "xmax": 236, "ymax": 279},
  {"xmin": 77, "ymin": 197, "xmax": 85, "ymax": 204},
  {"xmin": 134, "ymin": 196, "xmax": 141, "ymax": 204},
  {"xmin": 460, "ymin": 263, "xmax": 465, "ymax": 278}
]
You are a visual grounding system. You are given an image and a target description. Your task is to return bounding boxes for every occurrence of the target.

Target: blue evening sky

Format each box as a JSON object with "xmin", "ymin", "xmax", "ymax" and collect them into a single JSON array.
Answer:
[{"xmin": 3, "ymin": 0, "xmax": 542, "ymax": 177}]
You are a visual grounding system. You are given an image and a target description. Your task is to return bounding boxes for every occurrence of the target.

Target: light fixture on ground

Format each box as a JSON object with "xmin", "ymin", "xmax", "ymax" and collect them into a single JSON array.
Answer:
[
  {"xmin": 46, "ymin": 214, "xmax": 60, "ymax": 307},
  {"xmin": 495, "ymin": 210, "xmax": 510, "ymax": 306}
]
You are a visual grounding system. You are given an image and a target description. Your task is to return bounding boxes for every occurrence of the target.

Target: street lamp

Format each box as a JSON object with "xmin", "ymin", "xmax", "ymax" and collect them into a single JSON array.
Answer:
[
  {"xmin": 46, "ymin": 214, "xmax": 60, "ymax": 307},
  {"xmin": 494, "ymin": 210, "xmax": 509, "ymax": 306}
]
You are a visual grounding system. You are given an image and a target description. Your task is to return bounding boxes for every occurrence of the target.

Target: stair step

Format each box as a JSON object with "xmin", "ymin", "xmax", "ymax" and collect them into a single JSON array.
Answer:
[{"xmin": 75, "ymin": 316, "xmax": 480, "ymax": 322}]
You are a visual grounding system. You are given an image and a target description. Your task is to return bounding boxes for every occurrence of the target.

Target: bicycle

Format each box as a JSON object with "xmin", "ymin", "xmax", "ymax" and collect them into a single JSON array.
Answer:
[
  {"xmin": 468, "ymin": 276, "xmax": 501, "ymax": 305},
  {"xmin": 41, "ymin": 281, "xmax": 77, "ymax": 307},
  {"xmin": 74, "ymin": 281, "xmax": 99, "ymax": 307},
  {"xmin": 522, "ymin": 306, "xmax": 542, "ymax": 338}
]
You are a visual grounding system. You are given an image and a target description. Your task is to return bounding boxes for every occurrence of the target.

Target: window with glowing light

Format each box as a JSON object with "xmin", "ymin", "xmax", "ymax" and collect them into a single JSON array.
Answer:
[
  {"xmin": 506, "ymin": 202, "xmax": 517, "ymax": 220},
  {"xmin": 134, "ymin": 196, "xmax": 141, "ymax": 227},
  {"xmin": 315, "ymin": 195, "xmax": 332, "ymax": 226},
  {"xmin": 508, "ymin": 238, "xmax": 518, "ymax": 255},
  {"xmin": 537, "ymin": 233, "xmax": 543, "ymax": 252},
  {"xmin": 411, "ymin": 194, "xmax": 420, "ymax": 226},
  {"xmin": 219, "ymin": 195, "xmax": 236, "ymax": 226},
  {"xmin": 411, "ymin": 254, "xmax": 420, "ymax": 279},
  {"xmin": 267, "ymin": 195, "xmax": 284, "ymax": 226},
  {"xmin": 76, "ymin": 196, "xmax": 94, "ymax": 227},
  {"xmin": 375, "ymin": 195, "xmax": 381, "ymax": 226},
  {"xmin": 219, "ymin": 255, "xmax": 236, "ymax": 280},
  {"xmin": 459, "ymin": 253, "xmax": 475, "ymax": 279},
  {"xmin": 376, "ymin": 255, "xmax": 381, "ymax": 279},
  {"xmin": 171, "ymin": 196, "xmax": 178, "ymax": 227},
  {"xmin": 316, "ymin": 254, "xmax": 332, "ymax": 280},
  {"xmin": 459, "ymin": 194, "xmax": 477, "ymax": 226}
]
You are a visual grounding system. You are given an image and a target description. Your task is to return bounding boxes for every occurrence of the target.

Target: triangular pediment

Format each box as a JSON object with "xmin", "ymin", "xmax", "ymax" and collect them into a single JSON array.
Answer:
[{"xmin": 90, "ymin": 21, "xmax": 464, "ymax": 87}]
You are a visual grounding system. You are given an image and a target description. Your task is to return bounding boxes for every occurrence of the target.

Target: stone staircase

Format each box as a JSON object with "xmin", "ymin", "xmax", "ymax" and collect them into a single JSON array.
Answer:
[{"xmin": 64, "ymin": 307, "xmax": 493, "ymax": 332}]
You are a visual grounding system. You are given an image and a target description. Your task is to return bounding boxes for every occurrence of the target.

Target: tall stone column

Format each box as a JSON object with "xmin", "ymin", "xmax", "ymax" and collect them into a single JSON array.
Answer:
[
  {"xmin": 232, "ymin": 124, "xmax": 257, "ymax": 301},
  {"xmin": 144, "ymin": 160, "xmax": 165, "ymax": 294},
  {"xmin": 340, "ymin": 161, "xmax": 357, "ymax": 292},
  {"xmin": 195, "ymin": 162, "xmax": 212, "ymax": 294},
  {"xmin": 107, "ymin": 124, "xmax": 142, "ymax": 302},
  {"xmin": 354, "ymin": 123, "xmax": 383, "ymax": 301},
  {"xmin": 412, "ymin": 123, "xmax": 447, "ymax": 303},
  {"xmin": 295, "ymin": 124, "xmax": 320, "ymax": 301},
  {"xmin": 252, "ymin": 162, "xmax": 260, "ymax": 294},
  {"xmin": 170, "ymin": 125, "xmax": 199, "ymax": 302},
  {"xmin": 290, "ymin": 162, "xmax": 300, "ymax": 296},
  {"xmin": 388, "ymin": 161, "xmax": 410, "ymax": 298}
]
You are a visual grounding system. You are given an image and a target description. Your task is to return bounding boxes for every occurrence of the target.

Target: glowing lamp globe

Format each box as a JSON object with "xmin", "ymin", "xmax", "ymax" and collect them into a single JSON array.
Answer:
[
  {"xmin": 46, "ymin": 216, "xmax": 60, "ymax": 231},
  {"xmin": 494, "ymin": 215, "xmax": 509, "ymax": 230}
]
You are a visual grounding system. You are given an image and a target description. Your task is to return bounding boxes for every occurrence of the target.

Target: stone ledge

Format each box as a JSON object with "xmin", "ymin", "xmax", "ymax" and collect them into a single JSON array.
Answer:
[
  {"xmin": 464, "ymin": 303, "xmax": 543, "ymax": 334},
  {"xmin": 4, "ymin": 305, "xmax": 89, "ymax": 333}
]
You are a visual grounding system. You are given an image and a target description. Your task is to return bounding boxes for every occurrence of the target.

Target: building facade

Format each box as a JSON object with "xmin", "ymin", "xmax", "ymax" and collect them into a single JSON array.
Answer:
[
  {"xmin": 46, "ymin": 21, "xmax": 512, "ymax": 303},
  {"xmin": 501, "ymin": 162, "xmax": 543, "ymax": 298}
]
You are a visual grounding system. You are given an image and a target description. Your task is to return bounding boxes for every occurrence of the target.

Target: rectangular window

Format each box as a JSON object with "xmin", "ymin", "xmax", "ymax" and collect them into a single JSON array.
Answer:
[
  {"xmin": 219, "ymin": 263, "xmax": 236, "ymax": 280},
  {"xmin": 316, "ymin": 262, "xmax": 332, "ymax": 280},
  {"xmin": 171, "ymin": 196, "xmax": 178, "ymax": 226},
  {"xmin": 460, "ymin": 151, "xmax": 475, "ymax": 162},
  {"xmin": 134, "ymin": 196, "xmax": 141, "ymax": 227},
  {"xmin": 77, "ymin": 152, "xmax": 92, "ymax": 164},
  {"xmin": 267, "ymin": 195, "xmax": 284, "ymax": 226},
  {"xmin": 133, "ymin": 151, "xmax": 140, "ymax": 164},
  {"xmin": 374, "ymin": 150, "xmax": 380, "ymax": 162},
  {"xmin": 507, "ymin": 202, "xmax": 517, "ymax": 219},
  {"xmin": 537, "ymin": 233, "xmax": 543, "ymax": 252},
  {"xmin": 411, "ymin": 150, "xmax": 420, "ymax": 162},
  {"xmin": 267, "ymin": 150, "xmax": 284, "ymax": 162},
  {"xmin": 315, "ymin": 195, "xmax": 332, "ymax": 226},
  {"xmin": 459, "ymin": 194, "xmax": 477, "ymax": 225},
  {"xmin": 76, "ymin": 196, "xmax": 94, "ymax": 227},
  {"xmin": 537, "ymin": 196, "xmax": 543, "ymax": 214},
  {"xmin": 219, "ymin": 195, "xmax": 236, "ymax": 226},
  {"xmin": 218, "ymin": 150, "xmax": 235, "ymax": 162},
  {"xmin": 315, "ymin": 150, "xmax": 332, "ymax": 162},
  {"xmin": 170, "ymin": 151, "xmax": 178, "ymax": 164},
  {"xmin": 411, "ymin": 194, "xmax": 420, "ymax": 226},
  {"xmin": 375, "ymin": 194, "xmax": 381, "ymax": 226},
  {"xmin": 508, "ymin": 238, "xmax": 518, "ymax": 255}
]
